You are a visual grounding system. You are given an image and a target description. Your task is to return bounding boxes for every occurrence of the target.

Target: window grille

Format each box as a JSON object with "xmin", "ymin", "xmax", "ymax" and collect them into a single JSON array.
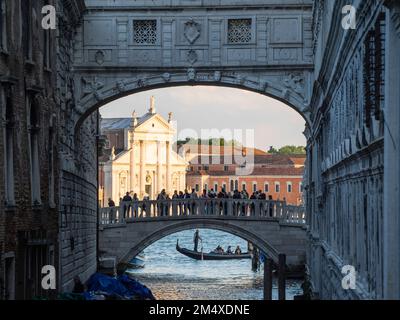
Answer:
[
  {"xmin": 133, "ymin": 20, "xmax": 157, "ymax": 45},
  {"xmin": 228, "ymin": 19, "xmax": 252, "ymax": 44}
]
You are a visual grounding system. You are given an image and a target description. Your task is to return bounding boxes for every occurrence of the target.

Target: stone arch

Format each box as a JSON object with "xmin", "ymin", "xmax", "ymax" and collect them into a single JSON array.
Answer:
[
  {"xmin": 119, "ymin": 219, "xmax": 281, "ymax": 265},
  {"xmin": 74, "ymin": 71, "xmax": 312, "ymax": 138}
]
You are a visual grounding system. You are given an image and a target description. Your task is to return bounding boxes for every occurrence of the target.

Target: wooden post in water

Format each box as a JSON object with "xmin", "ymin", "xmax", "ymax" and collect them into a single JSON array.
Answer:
[
  {"xmin": 263, "ymin": 258, "xmax": 273, "ymax": 300},
  {"xmin": 278, "ymin": 254, "xmax": 286, "ymax": 300}
]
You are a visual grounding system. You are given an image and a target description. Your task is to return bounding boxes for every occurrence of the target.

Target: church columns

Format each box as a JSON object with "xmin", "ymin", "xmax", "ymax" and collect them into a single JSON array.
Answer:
[
  {"xmin": 166, "ymin": 141, "xmax": 171, "ymax": 193},
  {"xmin": 140, "ymin": 140, "xmax": 146, "ymax": 198},
  {"xmin": 157, "ymin": 141, "xmax": 162, "ymax": 193},
  {"xmin": 129, "ymin": 136, "xmax": 136, "ymax": 193}
]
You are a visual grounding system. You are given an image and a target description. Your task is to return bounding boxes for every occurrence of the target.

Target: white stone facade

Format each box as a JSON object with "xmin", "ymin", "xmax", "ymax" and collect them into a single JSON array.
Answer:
[{"xmin": 100, "ymin": 98, "xmax": 187, "ymax": 202}]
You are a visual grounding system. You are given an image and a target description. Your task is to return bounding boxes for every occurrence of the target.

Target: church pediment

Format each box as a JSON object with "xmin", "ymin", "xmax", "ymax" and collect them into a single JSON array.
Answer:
[{"xmin": 134, "ymin": 113, "xmax": 174, "ymax": 134}]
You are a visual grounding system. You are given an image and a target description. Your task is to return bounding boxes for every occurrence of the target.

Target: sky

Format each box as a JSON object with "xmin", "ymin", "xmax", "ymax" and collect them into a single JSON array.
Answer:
[{"xmin": 100, "ymin": 86, "xmax": 306, "ymax": 151}]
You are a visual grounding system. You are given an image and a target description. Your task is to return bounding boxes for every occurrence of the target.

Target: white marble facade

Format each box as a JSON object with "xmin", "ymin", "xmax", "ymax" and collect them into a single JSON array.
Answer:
[{"xmin": 100, "ymin": 97, "xmax": 187, "ymax": 201}]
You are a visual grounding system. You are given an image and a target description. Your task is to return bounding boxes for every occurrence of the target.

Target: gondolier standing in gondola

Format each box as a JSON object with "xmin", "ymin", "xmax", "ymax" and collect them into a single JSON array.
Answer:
[{"xmin": 193, "ymin": 229, "xmax": 202, "ymax": 252}]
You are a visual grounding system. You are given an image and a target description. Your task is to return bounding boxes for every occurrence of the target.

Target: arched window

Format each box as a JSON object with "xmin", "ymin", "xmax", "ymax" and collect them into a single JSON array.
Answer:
[
  {"xmin": 230, "ymin": 180, "xmax": 234, "ymax": 192},
  {"xmin": 287, "ymin": 181, "xmax": 293, "ymax": 193},
  {"xmin": 275, "ymin": 182, "xmax": 280, "ymax": 193},
  {"xmin": 234, "ymin": 180, "xmax": 239, "ymax": 191},
  {"xmin": 264, "ymin": 182, "xmax": 269, "ymax": 193}
]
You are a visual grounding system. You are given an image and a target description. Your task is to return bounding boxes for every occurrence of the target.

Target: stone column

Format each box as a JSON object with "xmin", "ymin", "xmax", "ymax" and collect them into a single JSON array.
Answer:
[
  {"xmin": 129, "ymin": 135, "xmax": 135, "ymax": 193},
  {"xmin": 112, "ymin": 170, "xmax": 119, "ymax": 205},
  {"xmin": 166, "ymin": 141, "xmax": 171, "ymax": 193},
  {"xmin": 157, "ymin": 141, "xmax": 162, "ymax": 193},
  {"xmin": 140, "ymin": 140, "xmax": 146, "ymax": 198},
  {"xmin": 383, "ymin": 0, "xmax": 400, "ymax": 299}
]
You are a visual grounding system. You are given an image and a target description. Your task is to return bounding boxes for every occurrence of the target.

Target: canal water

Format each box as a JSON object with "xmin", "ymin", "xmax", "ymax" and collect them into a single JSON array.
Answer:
[{"xmin": 127, "ymin": 229, "xmax": 303, "ymax": 300}]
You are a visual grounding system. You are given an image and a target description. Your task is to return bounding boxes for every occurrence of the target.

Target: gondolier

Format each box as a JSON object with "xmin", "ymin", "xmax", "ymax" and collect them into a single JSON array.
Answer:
[{"xmin": 193, "ymin": 230, "xmax": 202, "ymax": 252}]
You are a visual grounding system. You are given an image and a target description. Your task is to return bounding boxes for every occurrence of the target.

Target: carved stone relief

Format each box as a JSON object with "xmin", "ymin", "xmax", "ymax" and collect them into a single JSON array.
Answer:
[{"xmin": 184, "ymin": 19, "xmax": 201, "ymax": 44}]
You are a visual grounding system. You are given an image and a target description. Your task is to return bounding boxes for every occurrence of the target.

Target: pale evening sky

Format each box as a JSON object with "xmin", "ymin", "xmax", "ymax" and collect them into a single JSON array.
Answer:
[{"xmin": 100, "ymin": 86, "xmax": 306, "ymax": 151}]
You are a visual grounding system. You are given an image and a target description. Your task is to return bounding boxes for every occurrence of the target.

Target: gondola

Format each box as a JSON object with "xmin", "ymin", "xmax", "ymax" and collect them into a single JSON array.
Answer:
[
  {"xmin": 127, "ymin": 253, "xmax": 146, "ymax": 269},
  {"xmin": 176, "ymin": 240, "xmax": 252, "ymax": 260}
]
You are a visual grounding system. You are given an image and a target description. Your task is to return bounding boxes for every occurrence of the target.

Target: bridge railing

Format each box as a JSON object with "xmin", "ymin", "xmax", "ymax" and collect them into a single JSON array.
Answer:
[{"xmin": 99, "ymin": 199, "xmax": 306, "ymax": 226}]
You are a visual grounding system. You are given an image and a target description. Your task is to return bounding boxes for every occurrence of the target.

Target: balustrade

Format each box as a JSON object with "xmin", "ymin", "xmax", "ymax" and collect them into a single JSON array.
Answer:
[{"xmin": 99, "ymin": 199, "xmax": 306, "ymax": 225}]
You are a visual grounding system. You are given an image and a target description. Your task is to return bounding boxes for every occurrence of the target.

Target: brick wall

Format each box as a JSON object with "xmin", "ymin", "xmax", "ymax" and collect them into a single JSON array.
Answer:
[{"xmin": 55, "ymin": 0, "xmax": 98, "ymax": 292}]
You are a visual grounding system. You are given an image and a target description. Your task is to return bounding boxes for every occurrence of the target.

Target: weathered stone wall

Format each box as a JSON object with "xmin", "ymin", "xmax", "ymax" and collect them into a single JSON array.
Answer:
[
  {"xmin": 306, "ymin": 0, "xmax": 390, "ymax": 299},
  {"xmin": 55, "ymin": 0, "xmax": 98, "ymax": 292},
  {"xmin": 0, "ymin": 0, "xmax": 60, "ymax": 299}
]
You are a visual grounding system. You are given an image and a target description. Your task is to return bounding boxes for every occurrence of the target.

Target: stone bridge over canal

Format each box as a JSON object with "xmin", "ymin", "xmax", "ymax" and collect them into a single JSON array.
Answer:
[{"xmin": 98, "ymin": 199, "xmax": 307, "ymax": 269}]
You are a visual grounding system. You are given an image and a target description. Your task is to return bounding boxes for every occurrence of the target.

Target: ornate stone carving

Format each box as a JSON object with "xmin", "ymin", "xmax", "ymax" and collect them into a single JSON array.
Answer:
[
  {"xmin": 95, "ymin": 50, "xmax": 105, "ymax": 65},
  {"xmin": 213, "ymin": 71, "xmax": 222, "ymax": 82},
  {"xmin": 184, "ymin": 19, "xmax": 201, "ymax": 44},
  {"xmin": 81, "ymin": 76, "xmax": 104, "ymax": 99},
  {"xmin": 236, "ymin": 75, "xmax": 246, "ymax": 85},
  {"xmin": 162, "ymin": 72, "xmax": 171, "ymax": 82},
  {"xmin": 187, "ymin": 49, "xmax": 198, "ymax": 64},
  {"xmin": 282, "ymin": 88, "xmax": 290, "ymax": 100},
  {"xmin": 137, "ymin": 78, "xmax": 147, "ymax": 88},
  {"xmin": 116, "ymin": 80, "xmax": 126, "ymax": 93},
  {"xmin": 187, "ymin": 68, "xmax": 196, "ymax": 81},
  {"xmin": 259, "ymin": 81, "xmax": 268, "ymax": 92},
  {"xmin": 283, "ymin": 73, "xmax": 305, "ymax": 98}
]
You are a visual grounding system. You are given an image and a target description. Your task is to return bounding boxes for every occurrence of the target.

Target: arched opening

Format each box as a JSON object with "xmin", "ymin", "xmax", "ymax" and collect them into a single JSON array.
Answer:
[
  {"xmin": 95, "ymin": 84, "xmax": 307, "ymax": 300},
  {"xmin": 120, "ymin": 219, "xmax": 281, "ymax": 264},
  {"xmin": 118, "ymin": 224, "xmax": 303, "ymax": 300}
]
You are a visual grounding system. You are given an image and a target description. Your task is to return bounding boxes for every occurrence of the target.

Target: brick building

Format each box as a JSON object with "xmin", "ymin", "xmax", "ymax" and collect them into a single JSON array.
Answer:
[
  {"xmin": 0, "ymin": 0, "xmax": 87, "ymax": 300},
  {"xmin": 184, "ymin": 146, "xmax": 305, "ymax": 205}
]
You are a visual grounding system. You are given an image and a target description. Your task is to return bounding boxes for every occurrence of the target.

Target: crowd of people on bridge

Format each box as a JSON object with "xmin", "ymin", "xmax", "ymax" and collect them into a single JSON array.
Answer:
[{"xmin": 106, "ymin": 187, "xmax": 281, "ymax": 223}]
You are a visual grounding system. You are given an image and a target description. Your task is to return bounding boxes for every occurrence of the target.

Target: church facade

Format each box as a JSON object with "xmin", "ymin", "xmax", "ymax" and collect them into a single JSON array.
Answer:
[{"xmin": 99, "ymin": 97, "xmax": 187, "ymax": 204}]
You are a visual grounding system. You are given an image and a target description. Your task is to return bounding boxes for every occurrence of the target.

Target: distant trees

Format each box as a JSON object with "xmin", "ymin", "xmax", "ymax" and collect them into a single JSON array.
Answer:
[
  {"xmin": 177, "ymin": 137, "xmax": 242, "ymax": 147},
  {"xmin": 268, "ymin": 145, "xmax": 306, "ymax": 155}
]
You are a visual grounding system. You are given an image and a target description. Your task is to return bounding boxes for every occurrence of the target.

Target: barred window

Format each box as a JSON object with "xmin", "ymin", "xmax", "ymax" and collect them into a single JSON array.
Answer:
[
  {"xmin": 133, "ymin": 20, "xmax": 157, "ymax": 45},
  {"xmin": 228, "ymin": 19, "xmax": 252, "ymax": 44},
  {"xmin": 363, "ymin": 12, "xmax": 385, "ymax": 127}
]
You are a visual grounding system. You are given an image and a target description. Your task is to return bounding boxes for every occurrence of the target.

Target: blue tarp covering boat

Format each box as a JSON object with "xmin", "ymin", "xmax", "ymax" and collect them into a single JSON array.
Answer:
[{"xmin": 85, "ymin": 273, "xmax": 155, "ymax": 300}]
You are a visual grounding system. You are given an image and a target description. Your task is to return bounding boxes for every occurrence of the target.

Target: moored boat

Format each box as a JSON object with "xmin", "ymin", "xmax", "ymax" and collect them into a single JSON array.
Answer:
[
  {"xmin": 176, "ymin": 240, "xmax": 252, "ymax": 260},
  {"xmin": 127, "ymin": 253, "xmax": 146, "ymax": 269}
]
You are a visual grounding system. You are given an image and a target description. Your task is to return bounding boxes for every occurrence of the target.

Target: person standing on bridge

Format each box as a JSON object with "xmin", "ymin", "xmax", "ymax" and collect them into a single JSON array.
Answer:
[
  {"xmin": 193, "ymin": 229, "xmax": 202, "ymax": 252},
  {"xmin": 108, "ymin": 198, "xmax": 116, "ymax": 224},
  {"xmin": 122, "ymin": 192, "xmax": 132, "ymax": 220}
]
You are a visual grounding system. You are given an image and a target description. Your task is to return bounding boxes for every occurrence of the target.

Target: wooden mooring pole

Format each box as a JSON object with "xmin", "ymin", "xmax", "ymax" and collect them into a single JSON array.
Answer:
[
  {"xmin": 263, "ymin": 258, "xmax": 273, "ymax": 300},
  {"xmin": 278, "ymin": 254, "xmax": 286, "ymax": 300}
]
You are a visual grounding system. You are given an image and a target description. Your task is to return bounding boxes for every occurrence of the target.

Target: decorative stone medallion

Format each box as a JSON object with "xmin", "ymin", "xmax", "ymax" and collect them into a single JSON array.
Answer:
[
  {"xmin": 187, "ymin": 68, "xmax": 196, "ymax": 81},
  {"xmin": 187, "ymin": 49, "xmax": 198, "ymax": 64},
  {"xmin": 162, "ymin": 72, "xmax": 171, "ymax": 82},
  {"xmin": 95, "ymin": 50, "xmax": 105, "ymax": 65},
  {"xmin": 213, "ymin": 71, "xmax": 222, "ymax": 82},
  {"xmin": 184, "ymin": 19, "xmax": 201, "ymax": 44}
]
